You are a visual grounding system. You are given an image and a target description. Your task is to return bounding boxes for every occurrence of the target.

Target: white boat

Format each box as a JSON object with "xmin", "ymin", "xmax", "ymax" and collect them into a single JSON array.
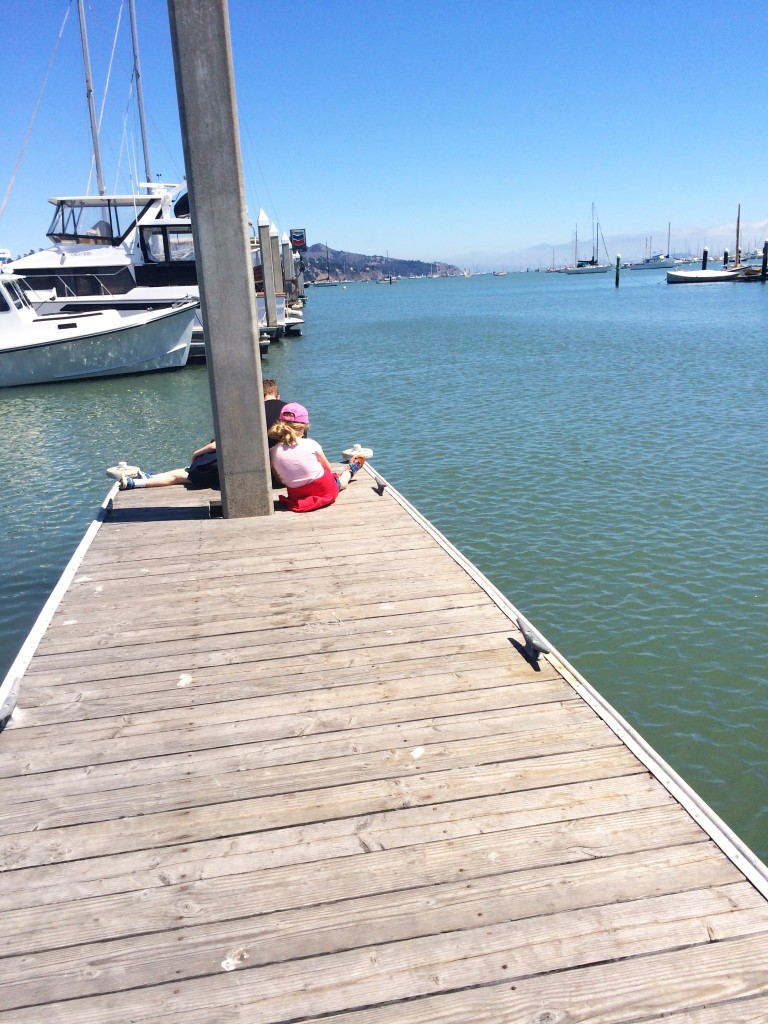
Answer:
[
  {"xmin": 626, "ymin": 253, "xmax": 677, "ymax": 270},
  {"xmin": 666, "ymin": 268, "xmax": 742, "ymax": 284},
  {"xmin": 667, "ymin": 206, "xmax": 748, "ymax": 284},
  {"xmin": 7, "ymin": 2, "xmax": 286, "ymax": 349},
  {"xmin": 563, "ymin": 264, "xmax": 610, "ymax": 275},
  {"xmin": 9, "ymin": 189, "xmax": 284, "ymax": 337},
  {"xmin": 626, "ymin": 224, "xmax": 676, "ymax": 269},
  {"xmin": 0, "ymin": 272, "xmax": 196, "ymax": 387}
]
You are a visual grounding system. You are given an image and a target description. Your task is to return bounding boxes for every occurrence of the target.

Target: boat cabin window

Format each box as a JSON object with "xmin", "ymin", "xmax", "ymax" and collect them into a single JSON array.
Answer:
[
  {"xmin": 0, "ymin": 278, "xmax": 30, "ymax": 310},
  {"xmin": 46, "ymin": 198, "xmax": 154, "ymax": 245},
  {"xmin": 15, "ymin": 267, "xmax": 136, "ymax": 297},
  {"xmin": 141, "ymin": 226, "xmax": 196, "ymax": 264}
]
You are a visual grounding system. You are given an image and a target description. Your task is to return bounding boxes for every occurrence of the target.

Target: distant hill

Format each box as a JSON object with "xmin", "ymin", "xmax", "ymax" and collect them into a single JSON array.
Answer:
[{"xmin": 301, "ymin": 244, "xmax": 461, "ymax": 282}]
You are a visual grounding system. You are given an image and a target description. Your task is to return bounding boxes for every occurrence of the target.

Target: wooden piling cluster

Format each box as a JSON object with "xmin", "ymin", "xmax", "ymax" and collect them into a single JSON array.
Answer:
[{"xmin": 1, "ymin": 470, "xmax": 767, "ymax": 1022}]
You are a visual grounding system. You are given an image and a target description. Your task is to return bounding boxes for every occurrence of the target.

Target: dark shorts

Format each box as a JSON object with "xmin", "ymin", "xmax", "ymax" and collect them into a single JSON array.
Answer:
[{"xmin": 186, "ymin": 451, "xmax": 220, "ymax": 490}]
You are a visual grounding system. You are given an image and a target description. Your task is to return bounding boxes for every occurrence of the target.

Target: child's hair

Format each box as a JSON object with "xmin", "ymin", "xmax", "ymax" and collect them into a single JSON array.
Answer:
[
  {"xmin": 262, "ymin": 377, "xmax": 279, "ymax": 398},
  {"xmin": 268, "ymin": 419, "xmax": 307, "ymax": 446}
]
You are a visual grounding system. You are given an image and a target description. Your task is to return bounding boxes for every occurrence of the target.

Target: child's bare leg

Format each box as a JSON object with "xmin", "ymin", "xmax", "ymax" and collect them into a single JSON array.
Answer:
[
  {"xmin": 120, "ymin": 469, "xmax": 188, "ymax": 489},
  {"xmin": 143, "ymin": 470, "xmax": 189, "ymax": 487}
]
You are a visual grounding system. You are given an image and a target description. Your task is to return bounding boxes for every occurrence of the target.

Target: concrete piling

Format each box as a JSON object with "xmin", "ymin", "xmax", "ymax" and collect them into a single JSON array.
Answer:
[{"xmin": 167, "ymin": 0, "xmax": 272, "ymax": 517}]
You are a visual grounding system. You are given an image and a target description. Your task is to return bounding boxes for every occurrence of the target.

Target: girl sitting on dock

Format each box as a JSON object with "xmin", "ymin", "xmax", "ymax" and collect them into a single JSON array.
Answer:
[{"xmin": 269, "ymin": 403, "xmax": 365, "ymax": 512}]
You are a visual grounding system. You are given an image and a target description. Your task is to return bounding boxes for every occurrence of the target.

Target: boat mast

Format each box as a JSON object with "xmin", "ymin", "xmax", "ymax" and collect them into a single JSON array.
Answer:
[
  {"xmin": 128, "ymin": 0, "xmax": 152, "ymax": 186},
  {"xmin": 591, "ymin": 204, "xmax": 596, "ymax": 263},
  {"xmin": 666, "ymin": 222, "xmax": 671, "ymax": 259},
  {"xmin": 77, "ymin": 0, "xmax": 106, "ymax": 195},
  {"xmin": 735, "ymin": 204, "xmax": 741, "ymax": 266}
]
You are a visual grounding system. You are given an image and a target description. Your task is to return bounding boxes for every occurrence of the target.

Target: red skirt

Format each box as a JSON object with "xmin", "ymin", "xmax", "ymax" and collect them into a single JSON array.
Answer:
[{"xmin": 279, "ymin": 467, "xmax": 340, "ymax": 513}]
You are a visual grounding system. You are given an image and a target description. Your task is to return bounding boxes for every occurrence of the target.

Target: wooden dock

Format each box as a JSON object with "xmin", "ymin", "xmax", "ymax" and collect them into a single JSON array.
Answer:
[{"xmin": 1, "ymin": 466, "xmax": 767, "ymax": 1022}]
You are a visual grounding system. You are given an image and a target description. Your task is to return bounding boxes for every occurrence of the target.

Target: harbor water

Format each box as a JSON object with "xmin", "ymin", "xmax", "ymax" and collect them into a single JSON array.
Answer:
[{"xmin": 1, "ymin": 269, "xmax": 766, "ymax": 860}]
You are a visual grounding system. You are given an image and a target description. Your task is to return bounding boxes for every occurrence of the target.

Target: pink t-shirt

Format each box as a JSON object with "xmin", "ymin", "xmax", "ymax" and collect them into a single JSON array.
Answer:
[{"xmin": 270, "ymin": 437, "xmax": 324, "ymax": 487}]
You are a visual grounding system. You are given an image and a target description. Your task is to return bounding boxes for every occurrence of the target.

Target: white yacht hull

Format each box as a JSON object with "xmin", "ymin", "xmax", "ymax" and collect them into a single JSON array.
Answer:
[{"xmin": 0, "ymin": 302, "xmax": 195, "ymax": 388}]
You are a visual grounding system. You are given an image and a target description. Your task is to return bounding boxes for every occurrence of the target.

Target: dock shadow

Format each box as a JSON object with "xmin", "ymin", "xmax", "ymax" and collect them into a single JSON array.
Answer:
[
  {"xmin": 508, "ymin": 635, "xmax": 543, "ymax": 671},
  {"xmin": 106, "ymin": 505, "xmax": 212, "ymax": 523}
]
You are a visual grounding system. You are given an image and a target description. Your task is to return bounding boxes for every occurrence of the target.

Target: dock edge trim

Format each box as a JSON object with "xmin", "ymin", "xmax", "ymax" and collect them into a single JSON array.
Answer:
[
  {"xmin": 364, "ymin": 464, "xmax": 768, "ymax": 899},
  {"xmin": 0, "ymin": 483, "xmax": 120, "ymax": 726}
]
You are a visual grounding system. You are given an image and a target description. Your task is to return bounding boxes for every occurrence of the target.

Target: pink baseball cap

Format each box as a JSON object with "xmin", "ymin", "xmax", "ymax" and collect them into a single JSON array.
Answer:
[{"xmin": 279, "ymin": 402, "xmax": 309, "ymax": 424}]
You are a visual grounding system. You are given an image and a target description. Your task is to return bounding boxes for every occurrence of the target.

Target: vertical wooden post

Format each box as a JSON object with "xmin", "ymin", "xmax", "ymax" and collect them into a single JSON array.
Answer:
[
  {"xmin": 615, "ymin": 254, "xmax": 621, "ymax": 288},
  {"xmin": 723, "ymin": 249, "xmax": 729, "ymax": 269},
  {"xmin": 167, "ymin": 0, "xmax": 272, "ymax": 518},
  {"xmin": 761, "ymin": 240, "xmax": 768, "ymax": 280},
  {"xmin": 257, "ymin": 210, "xmax": 278, "ymax": 330},
  {"xmin": 702, "ymin": 247, "xmax": 709, "ymax": 270}
]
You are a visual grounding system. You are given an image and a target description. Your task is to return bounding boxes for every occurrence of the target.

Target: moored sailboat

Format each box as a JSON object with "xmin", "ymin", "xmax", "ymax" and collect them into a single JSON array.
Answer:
[
  {"xmin": 666, "ymin": 206, "xmax": 746, "ymax": 283},
  {"xmin": 562, "ymin": 205, "xmax": 610, "ymax": 274},
  {"xmin": 8, "ymin": 0, "xmax": 282, "ymax": 351},
  {"xmin": 314, "ymin": 243, "xmax": 338, "ymax": 286}
]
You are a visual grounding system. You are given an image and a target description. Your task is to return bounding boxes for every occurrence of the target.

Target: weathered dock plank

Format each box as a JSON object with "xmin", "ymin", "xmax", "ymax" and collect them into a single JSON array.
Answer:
[{"xmin": 1, "ymin": 468, "xmax": 767, "ymax": 1022}]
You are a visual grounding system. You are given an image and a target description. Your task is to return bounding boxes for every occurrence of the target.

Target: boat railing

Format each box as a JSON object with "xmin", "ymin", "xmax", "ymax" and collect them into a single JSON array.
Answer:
[{"xmin": 20, "ymin": 266, "xmax": 137, "ymax": 300}]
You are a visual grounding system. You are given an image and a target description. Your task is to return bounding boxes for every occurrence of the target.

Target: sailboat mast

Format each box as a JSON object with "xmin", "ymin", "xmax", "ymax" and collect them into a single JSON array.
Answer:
[
  {"xmin": 666, "ymin": 221, "xmax": 671, "ymax": 259},
  {"xmin": 77, "ymin": 0, "xmax": 105, "ymax": 195},
  {"xmin": 128, "ymin": 0, "xmax": 152, "ymax": 186},
  {"xmin": 735, "ymin": 204, "xmax": 741, "ymax": 266}
]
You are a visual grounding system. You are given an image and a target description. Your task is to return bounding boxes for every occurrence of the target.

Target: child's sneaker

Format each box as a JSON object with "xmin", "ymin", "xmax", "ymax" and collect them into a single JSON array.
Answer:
[
  {"xmin": 118, "ymin": 474, "xmax": 136, "ymax": 490},
  {"xmin": 348, "ymin": 455, "xmax": 366, "ymax": 476}
]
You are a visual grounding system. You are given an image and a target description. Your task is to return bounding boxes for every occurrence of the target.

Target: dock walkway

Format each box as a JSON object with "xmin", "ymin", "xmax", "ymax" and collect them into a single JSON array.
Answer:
[{"xmin": 1, "ymin": 467, "xmax": 767, "ymax": 1022}]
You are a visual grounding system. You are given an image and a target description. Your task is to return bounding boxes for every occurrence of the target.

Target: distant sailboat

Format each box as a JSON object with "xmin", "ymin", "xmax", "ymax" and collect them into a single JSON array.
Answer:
[
  {"xmin": 379, "ymin": 250, "xmax": 398, "ymax": 283},
  {"xmin": 562, "ymin": 205, "xmax": 610, "ymax": 274},
  {"xmin": 314, "ymin": 243, "xmax": 338, "ymax": 287},
  {"xmin": 626, "ymin": 223, "xmax": 676, "ymax": 269}
]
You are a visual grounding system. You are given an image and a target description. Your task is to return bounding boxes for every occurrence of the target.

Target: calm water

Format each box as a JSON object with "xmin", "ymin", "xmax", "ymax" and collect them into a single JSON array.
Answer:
[{"xmin": 1, "ymin": 270, "xmax": 766, "ymax": 860}]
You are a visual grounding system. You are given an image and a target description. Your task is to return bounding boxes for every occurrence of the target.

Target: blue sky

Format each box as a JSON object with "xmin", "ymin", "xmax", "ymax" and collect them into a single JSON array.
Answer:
[{"xmin": 2, "ymin": 0, "xmax": 767, "ymax": 269}]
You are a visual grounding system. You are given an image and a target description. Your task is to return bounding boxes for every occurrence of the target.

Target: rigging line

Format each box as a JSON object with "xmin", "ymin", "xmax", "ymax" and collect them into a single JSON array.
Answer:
[
  {"xmin": 239, "ymin": 110, "xmax": 281, "ymax": 233},
  {"xmin": 0, "ymin": 1, "xmax": 73, "ymax": 225},
  {"xmin": 142, "ymin": 103, "xmax": 184, "ymax": 182},
  {"xmin": 112, "ymin": 80, "xmax": 136, "ymax": 194}
]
